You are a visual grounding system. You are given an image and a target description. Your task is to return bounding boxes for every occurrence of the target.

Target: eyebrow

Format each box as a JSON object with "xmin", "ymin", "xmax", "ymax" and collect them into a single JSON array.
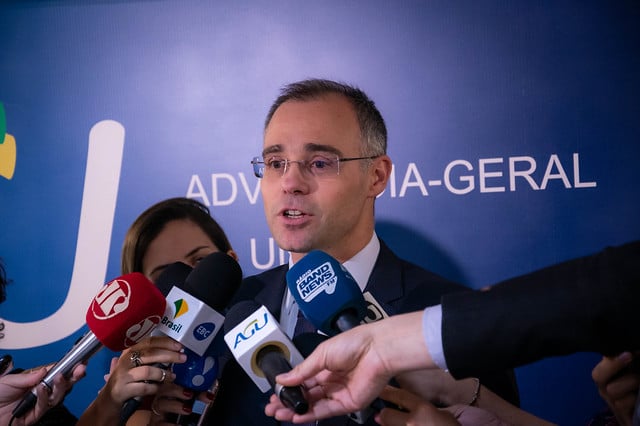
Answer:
[{"xmin": 262, "ymin": 143, "xmax": 343, "ymax": 157}]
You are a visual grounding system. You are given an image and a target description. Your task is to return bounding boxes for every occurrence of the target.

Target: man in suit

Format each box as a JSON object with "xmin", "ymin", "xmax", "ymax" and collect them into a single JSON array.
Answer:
[
  {"xmin": 205, "ymin": 78, "xmax": 519, "ymax": 425},
  {"xmin": 263, "ymin": 240, "xmax": 640, "ymax": 424}
]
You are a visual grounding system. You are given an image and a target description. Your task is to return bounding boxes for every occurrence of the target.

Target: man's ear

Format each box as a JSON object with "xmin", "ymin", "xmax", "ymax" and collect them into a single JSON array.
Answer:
[{"xmin": 369, "ymin": 155, "xmax": 392, "ymax": 197}]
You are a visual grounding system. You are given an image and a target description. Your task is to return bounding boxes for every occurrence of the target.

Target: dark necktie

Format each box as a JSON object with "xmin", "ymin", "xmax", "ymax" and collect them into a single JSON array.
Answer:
[
  {"xmin": 294, "ymin": 306, "xmax": 316, "ymax": 335},
  {"xmin": 281, "ymin": 307, "xmax": 317, "ymax": 426}
]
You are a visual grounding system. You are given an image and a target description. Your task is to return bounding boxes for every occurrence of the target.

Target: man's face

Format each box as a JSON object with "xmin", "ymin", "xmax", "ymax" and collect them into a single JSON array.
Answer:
[{"xmin": 261, "ymin": 94, "xmax": 389, "ymax": 263}]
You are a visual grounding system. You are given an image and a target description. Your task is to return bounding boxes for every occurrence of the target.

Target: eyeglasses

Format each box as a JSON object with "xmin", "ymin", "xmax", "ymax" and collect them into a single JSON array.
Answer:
[{"xmin": 251, "ymin": 155, "xmax": 379, "ymax": 179}]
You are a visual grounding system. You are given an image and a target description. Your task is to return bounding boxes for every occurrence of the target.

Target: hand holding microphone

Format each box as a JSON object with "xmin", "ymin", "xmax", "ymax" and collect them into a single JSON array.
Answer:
[
  {"xmin": 155, "ymin": 252, "xmax": 242, "ymax": 426},
  {"xmin": 0, "ymin": 363, "xmax": 86, "ymax": 426},
  {"xmin": 266, "ymin": 251, "xmax": 400, "ymax": 424},
  {"xmin": 12, "ymin": 272, "xmax": 167, "ymax": 421},
  {"xmin": 118, "ymin": 261, "xmax": 194, "ymax": 423}
]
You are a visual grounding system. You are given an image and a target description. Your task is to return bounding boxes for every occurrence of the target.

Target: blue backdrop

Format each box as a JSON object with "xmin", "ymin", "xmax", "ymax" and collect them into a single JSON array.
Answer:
[{"xmin": 1, "ymin": 1, "xmax": 638, "ymax": 424}]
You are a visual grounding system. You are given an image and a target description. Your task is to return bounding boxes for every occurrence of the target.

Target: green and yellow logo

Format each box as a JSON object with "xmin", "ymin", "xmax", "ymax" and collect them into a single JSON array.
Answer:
[
  {"xmin": 0, "ymin": 103, "xmax": 17, "ymax": 180},
  {"xmin": 173, "ymin": 298, "xmax": 189, "ymax": 319}
]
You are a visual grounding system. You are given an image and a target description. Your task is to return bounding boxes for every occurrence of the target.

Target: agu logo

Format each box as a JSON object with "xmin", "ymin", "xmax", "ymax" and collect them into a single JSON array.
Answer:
[
  {"xmin": 232, "ymin": 312, "xmax": 268, "ymax": 349},
  {"xmin": 91, "ymin": 279, "xmax": 131, "ymax": 319},
  {"xmin": 0, "ymin": 103, "xmax": 17, "ymax": 180}
]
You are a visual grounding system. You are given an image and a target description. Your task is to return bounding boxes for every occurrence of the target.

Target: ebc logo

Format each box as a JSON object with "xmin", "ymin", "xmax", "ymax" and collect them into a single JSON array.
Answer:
[
  {"xmin": 91, "ymin": 279, "xmax": 131, "ymax": 319},
  {"xmin": 295, "ymin": 261, "xmax": 337, "ymax": 302},
  {"xmin": 124, "ymin": 315, "xmax": 162, "ymax": 347},
  {"xmin": 193, "ymin": 322, "xmax": 215, "ymax": 341},
  {"xmin": 232, "ymin": 312, "xmax": 268, "ymax": 349}
]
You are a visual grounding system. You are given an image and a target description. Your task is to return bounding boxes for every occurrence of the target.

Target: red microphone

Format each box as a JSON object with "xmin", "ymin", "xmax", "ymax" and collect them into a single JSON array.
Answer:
[
  {"xmin": 13, "ymin": 272, "xmax": 166, "ymax": 418},
  {"xmin": 88, "ymin": 273, "xmax": 167, "ymax": 350}
]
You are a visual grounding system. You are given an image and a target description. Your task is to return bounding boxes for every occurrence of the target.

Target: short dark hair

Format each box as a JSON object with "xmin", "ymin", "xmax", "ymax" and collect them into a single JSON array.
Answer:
[
  {"xmin": 265, "ymin": 78, "xmax": 387, "ymax": 157},
  {"xmin": 121, "ymin": 197, "xmax": 233, "ymax": 274}
]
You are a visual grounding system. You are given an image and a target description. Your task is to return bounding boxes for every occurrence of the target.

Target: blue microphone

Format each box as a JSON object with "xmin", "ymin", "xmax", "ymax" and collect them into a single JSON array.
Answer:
[
  {"xmin": 286, "ymin": 250, "xmax": 367, "ymax": 336},
  {"xmin": 286, "ymin": 251, "xmax": 387, "ymax": 424},
  {"xmin": 172, "ymin": 345, "xmax": 219, "ymax": 392}
]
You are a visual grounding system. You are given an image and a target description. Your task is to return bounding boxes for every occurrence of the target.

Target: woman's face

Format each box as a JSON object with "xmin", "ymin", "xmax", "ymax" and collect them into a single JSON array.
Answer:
[{"xmin": 141, "ymin": 219, "xmax": 234, "ymax": 283}]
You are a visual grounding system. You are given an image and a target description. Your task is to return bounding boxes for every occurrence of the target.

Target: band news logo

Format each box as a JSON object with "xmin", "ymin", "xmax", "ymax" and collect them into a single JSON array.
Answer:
[{"xmin": 294, "ymin": 261, "xmax": 337, "ymax": 302}]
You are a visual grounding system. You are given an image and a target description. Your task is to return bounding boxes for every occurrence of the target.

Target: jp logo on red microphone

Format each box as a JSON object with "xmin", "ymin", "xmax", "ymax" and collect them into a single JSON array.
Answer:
[
  {"xmin": 124, "ymin": 316, "xmax": 162, "ymax": 347},
  {"xmin": 91, "ymin": 278, "xmax": 131, "ymax": 319}
]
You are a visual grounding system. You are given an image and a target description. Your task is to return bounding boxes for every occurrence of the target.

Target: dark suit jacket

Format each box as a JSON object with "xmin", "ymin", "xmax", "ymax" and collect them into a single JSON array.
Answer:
[
  {"xmin": 205, "ymin": 241, "xmax": 519, "ymax": 425},
  {"xmin": 442, "ymin": 239, "xmax": 640, "ymax": 380}
]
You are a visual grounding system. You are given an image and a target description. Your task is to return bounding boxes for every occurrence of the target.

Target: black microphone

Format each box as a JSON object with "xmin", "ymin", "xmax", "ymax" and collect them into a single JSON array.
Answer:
[
  {"xmin": 165, "ymin": 252, "xmax": 243, "ymax": 425},
  {"xmin": 223, "ymin": 300, "xmax": 308, "ymax": 414},
  {"xmin": 292, "ymin": 332, "xmax": 328, "ymax": 357},
  {"xmin": 120, "ymin": 261, "xmax": 193, "ymax": 425}
]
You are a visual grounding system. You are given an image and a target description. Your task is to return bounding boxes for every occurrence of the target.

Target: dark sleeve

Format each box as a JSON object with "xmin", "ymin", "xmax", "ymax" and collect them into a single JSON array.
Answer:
[
  {"xmin": 397, "ymin": 263, "xmax": 520, "ymax": 406},
  {"xmin": 441, "ymin": 240, "xmax": 640, "ymax": 379}
]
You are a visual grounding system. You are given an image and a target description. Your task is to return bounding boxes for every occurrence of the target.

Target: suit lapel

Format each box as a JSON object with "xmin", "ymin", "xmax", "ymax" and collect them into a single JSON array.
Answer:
[
  {"xmin": 254, "ymin": 264, "xmax": 289, "ymax": 320},
  {"xmin": 363, "ymin": 240, "xmax": 404, "ymax": 315}
]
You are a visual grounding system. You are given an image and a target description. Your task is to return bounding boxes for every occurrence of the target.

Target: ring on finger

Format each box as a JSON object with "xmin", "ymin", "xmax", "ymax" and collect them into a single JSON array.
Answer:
[
  {"xmin": 151, "ymin": 398, "xmax": 162, "ymax": 416},
  {"xmin": 159, "ymin": 369, "xmax": 167, "ymax": 383},
  {"xmin": 130, "ymin": 351, "xmax": 143, "ymax": 368}
]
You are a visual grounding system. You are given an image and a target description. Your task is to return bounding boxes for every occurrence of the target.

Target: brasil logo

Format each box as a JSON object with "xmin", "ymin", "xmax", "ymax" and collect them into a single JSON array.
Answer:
[
  {"xmin": 173, "ymin": 298, "xmax": 189, "ymax": 319},
  {"xmin": 0, "ymin": 103, "xmax": 17, "ymax": 180}
]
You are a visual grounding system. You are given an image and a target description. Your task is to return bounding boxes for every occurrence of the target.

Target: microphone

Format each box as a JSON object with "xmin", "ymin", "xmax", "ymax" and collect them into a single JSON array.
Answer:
[
  {"xmin": 154, "ymin": 261, "xmax": 194, "ymax": 297},
  {"xmin": 165, "ymin": 252, "xmax": 243, "ymax": 425},
  {"xmin": 120, "ymin": 262, "xmax": 194, "ymax": 424},
  {"xmin": 286, "ymin": 251, "xmax": 383, "ymax": 423},
  {"xmin": 223, "ymin": 300, "xmax": 308, "ymax": 414},
  {"xmin": 292, "ymin": 332, "xmax": 329, "ymax": 358},
  {"xmin": 157, "ymin": 252, "xmax": 242, "ymax": 356},
  {"xmin": 13, "ymin": 273, "xmax": 166, "ymax": 419},
  {"xmin": 286, "ymin": 250, "xmax": 368, "ymax": 336}
]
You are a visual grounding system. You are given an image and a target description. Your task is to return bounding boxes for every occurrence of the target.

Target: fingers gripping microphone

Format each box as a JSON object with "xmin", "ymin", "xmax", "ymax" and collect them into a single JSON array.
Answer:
[
  {"xmin": 286, "ymin": 251, "xmax": 384, "ymax": 424},
  {"xmin": 120, "ymin": 262, "xmax": 193, "ymax": 424},
  {"xmin": 13, "ymin": 273, "xmax": 166, "ymax": 419},
  {"xmin": 224, "ymin": 301, "xmax": 308, "ymax": 414}
]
